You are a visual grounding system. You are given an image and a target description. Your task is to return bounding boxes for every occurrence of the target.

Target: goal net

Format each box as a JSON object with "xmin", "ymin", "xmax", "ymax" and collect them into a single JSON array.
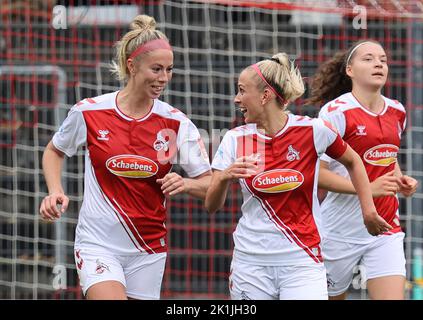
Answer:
[{"xmin": 0, "ymin": 0, "xmax": 422, "ymax": 299}]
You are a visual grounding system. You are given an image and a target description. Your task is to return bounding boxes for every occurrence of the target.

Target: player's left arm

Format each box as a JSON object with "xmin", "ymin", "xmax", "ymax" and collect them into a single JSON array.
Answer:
[{"xmin": 394, "ymin": 162, "xmax": 418, "ymax": 197}]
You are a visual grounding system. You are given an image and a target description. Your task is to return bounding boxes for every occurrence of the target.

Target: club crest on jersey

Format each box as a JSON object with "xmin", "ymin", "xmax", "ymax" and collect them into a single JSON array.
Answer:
[
  {"xmin": 153, "ymin": 132, "xmax": 169, "ymax": 152},
  {"xmin": 97, "ymin": 129, "xmax": 110, "ymax": 141},
  {"xmin": 356, "ymin": 125, "xmax": 367, "ymax": 136},
  {"xmin": 363, "ymin": 144, "xmax": 398, "ymax": 166},
  {"xmin": 106, "ymin": 155, "xmax": 159, "ymax": 178},
  {"xmin": 252, "ymin": 169, "xmax": 304, "ymax": 193},
  {"xmin": 286, "ymin": 145, "xmax": 300, "ymax": 161}
]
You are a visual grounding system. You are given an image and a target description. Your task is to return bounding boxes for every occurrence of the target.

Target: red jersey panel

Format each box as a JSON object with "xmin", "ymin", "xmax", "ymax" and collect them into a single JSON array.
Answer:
[
  {"xmin": 53, "ymin": 91, "xmax": 211, "ymax": 254},
  {"xmin": 212, "ymin": 114, "xmax": 347, "ymax": 265}
]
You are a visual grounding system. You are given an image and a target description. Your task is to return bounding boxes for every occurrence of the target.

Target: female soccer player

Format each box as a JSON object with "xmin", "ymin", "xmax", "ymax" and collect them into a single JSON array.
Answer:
[
  {"xmin": 39, "ymin": 15, "xmax": 211, "ymax": 300},
  {"xmin": 205, "ymin": 53, "xmax": 390, "ymax": 300},
  {"xmin": 308, "ymin": 39, "xmax": 418, "ymax": 300}
]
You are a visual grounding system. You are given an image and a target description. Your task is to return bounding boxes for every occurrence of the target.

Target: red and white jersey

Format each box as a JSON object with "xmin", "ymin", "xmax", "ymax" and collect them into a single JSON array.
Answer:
[
  {"xmin": 211, "ymin": 114, "xmax": 347, "ymax": 266},
  {"xmin": 319, "ymin": 92, "xmax": 406, "ymax": 244},
  {"xmin": 53, "ymin": 91, "xmax": 211, "ymax": 255}
]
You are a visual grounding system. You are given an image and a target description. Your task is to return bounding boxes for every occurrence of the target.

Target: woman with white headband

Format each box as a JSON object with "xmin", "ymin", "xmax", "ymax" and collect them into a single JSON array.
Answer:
[
  {"xmin": 308, "ymin": 39, "xmax": 418, "ymax": 299},
  {"xmin": 39, "ymin": 14, "xmax": 211, "ymax": 299},
  {"xmin": 205, "ymin": 53, "xmax": 390, "ymax": 300}
]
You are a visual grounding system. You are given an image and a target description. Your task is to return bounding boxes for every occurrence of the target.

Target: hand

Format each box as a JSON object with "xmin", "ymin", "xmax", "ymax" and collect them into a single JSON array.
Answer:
[
  {"xmin": 363, "ymin": 211, "xmax": 393, "ymax": 236},
  {"xmin": 39, "ymin": 192, "xmax": 69, "ymax": 221},
  {"xmin": 398, "ymin": 175, "xmax": 418, "ymax": 197},
  {"xmin": 370, "ymin": 170, "xmax": 400, "ymax": 197},
  {"xmin": 222, "ymin": 156, "xmax": 260, "ymax": 182},
  {"xmin": 157, "ymin": 172, "xmax": 186, "ymax": 196}
]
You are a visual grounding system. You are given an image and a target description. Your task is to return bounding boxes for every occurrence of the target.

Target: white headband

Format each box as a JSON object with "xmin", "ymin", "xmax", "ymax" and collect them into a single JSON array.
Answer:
[{"xmin": 346, "ymin": 41, "xmax": 372, "ymax": 65}]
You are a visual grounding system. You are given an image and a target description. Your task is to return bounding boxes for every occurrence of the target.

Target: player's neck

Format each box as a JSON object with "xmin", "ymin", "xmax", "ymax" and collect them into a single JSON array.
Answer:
[
  {"xmin": 117, "ymin": 87, "xmax": 154, "ymax": 119},
  {"xmin": 257, "ymin": 110, "xmax": 288, "ymax": 137},
  {"xmin": 351, "ymin": 87, "xmax": 384, "ymax": 114}
]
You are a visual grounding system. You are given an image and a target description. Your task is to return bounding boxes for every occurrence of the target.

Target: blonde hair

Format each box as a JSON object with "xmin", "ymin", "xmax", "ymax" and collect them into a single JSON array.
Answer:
[
  {"xmin": 111, "ymin": 15, "xmax": 169, "ymax": 81},
  {"xmin": 252, "ymin": 53, "xmax": 305, "ymax": 107}
]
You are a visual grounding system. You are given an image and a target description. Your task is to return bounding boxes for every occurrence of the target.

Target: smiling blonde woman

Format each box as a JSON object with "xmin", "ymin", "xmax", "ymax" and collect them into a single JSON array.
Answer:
[
  {"xmin": 205, "ymin": 53, "xmax": 390, "ymax": 300},
  {"xmin": 39, "ymin": 14, "xmax": 211, "ymax": 300}
]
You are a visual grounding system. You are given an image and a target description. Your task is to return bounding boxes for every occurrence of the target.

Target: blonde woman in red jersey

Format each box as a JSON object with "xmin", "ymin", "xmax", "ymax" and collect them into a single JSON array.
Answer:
[
  {"xmin": 308, "ymin": 40, "xmax": 418, "ymax": 300},
  {"xmin": 39, "ymin": 15, "xmax": 211, "ymax": 300},
  {"xmin": 205, "ymin": 53, "xmax": 390, "ymax": 300}
]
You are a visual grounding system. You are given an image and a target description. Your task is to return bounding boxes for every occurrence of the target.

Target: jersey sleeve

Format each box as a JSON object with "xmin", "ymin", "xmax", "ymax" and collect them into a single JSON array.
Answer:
[
  {"xmin": 398, "ymin": 103, "xmax": 407, "ymax": 138},
  {"xmin": 211, "ymin": 131, "xmax": 236, "ymax": 171},
  {"xmin": 318, "ymin": 104, "xmax": 347, "ymax": 138},
  {"xmin": 313, "ymin": 118, "xmax": 348, "ymax": 160},
  {"xmin": 176, "ymin": 119, "xmax": 211, "ymax": 177},
  {"xmin": 52, "ymin": 106, "xmax": 87, "ymax": 157}
]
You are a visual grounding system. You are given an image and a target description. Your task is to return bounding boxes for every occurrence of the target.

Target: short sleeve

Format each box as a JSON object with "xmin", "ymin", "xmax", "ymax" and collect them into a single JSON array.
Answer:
[
  {"xmin": 318, "ymin": 104, "xmax": 347, "ymax": 138},
  {"xmin": 211, "ymin": 131, "xmax": 235, "ymax": 171},
  {"xmin": 176, "ymin": 119, "xmax": 211, "ymax": 177},
  {"xmin": 52, "ymin": 107, "xmax": 87, "ymax": 157},
  {"xmin": 313, "ymin": 119, "xmax": 348, "ymax": 160}
]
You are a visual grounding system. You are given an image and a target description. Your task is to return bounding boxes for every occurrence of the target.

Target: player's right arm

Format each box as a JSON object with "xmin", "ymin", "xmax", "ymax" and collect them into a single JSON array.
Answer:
[
  {"xmin": 205, "ymin": 130, "xmax": 259, "ymax": 214},
  {"xmin": 205, "ymin": 157, "xmax": 258, "ymax": 214},
  {"xmin": 39, "ymin": 105, "xmax": 87, "ymax": 221},
  {"xmin": 39, "ymin": 141, "xmax": 69, "ymax": 220},
  {"xmin": 318, "ymin": 160, "xmax": 400, "ymax": 197}
]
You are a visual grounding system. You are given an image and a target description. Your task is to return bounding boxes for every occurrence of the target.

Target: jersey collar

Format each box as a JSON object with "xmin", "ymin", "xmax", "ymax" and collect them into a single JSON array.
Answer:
[
  {"xmin": 114, "ymin": 90, "xmax": 157, "ymax": 122},
  {"xmin": 253, "ymin": 113, "xmax": 292, "ymax": 141},
  {"xmin": 349, "ymin": 92, "xmax": 387, "ymax": 117}
]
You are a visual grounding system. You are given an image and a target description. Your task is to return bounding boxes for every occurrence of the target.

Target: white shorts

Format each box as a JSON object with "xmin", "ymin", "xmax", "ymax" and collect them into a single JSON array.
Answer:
[
  {"xmin": 322, "ymin": 232, "xmax": 406, "ymax": 297},
  {"xmin": 74, "ymin": 247, "xmax": 166, "ymax": 300},
  {"xmin": 229, "ymin": 258, "xmax": 328, "ymax": 300}
]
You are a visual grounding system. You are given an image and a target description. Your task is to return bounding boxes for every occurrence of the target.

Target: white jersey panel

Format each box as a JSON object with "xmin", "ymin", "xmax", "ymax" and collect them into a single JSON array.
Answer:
[
  {"xmin": 52, "ymin": 108, "xmax": 87, "ymax": 157},
  {"xmin": 74, "ymin": 152, "xmax": 145, "ymax": 254},
  {"xmin": 211, "ymin": 125, "xmax": 250, "ymax": 171},
  {"xmin": 312, "ymin": 118, "xmax": 343, "ymax": 157}
]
